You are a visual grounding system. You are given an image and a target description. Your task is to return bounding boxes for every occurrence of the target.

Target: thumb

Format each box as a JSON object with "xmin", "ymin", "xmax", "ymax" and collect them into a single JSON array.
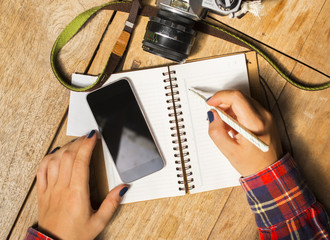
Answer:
[
  {"xmin": 91, "ymin": 184, "xmax": 129, "ymax": 232},
  {"xmin": 208, "ymin": 110, "xmax": 238, "ymax": 153}
]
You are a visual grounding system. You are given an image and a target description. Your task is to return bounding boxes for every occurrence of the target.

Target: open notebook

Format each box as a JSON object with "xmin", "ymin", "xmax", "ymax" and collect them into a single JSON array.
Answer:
[{"xmin": 68, "ymin": 53, "xmax": 254, "ymax": 204}]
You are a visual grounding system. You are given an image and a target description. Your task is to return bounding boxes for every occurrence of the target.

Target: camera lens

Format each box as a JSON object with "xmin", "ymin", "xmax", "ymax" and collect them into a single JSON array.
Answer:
[{"xmin": 142, "ymin": 10, "xmax": 196, "ymax": 62}]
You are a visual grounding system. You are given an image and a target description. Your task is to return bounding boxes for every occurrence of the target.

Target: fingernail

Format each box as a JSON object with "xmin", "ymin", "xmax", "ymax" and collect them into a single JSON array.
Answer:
[
  {"xmin": 50, "ymin": 147, "xmax": 60, "ymax": 154},
  {"xmin": 207, "ymin": 111, "xmax": 214, "ymax": 123},
  {"xmin": 206, "ymin": 97, "xmax": 211, "ymax": 102},
  {"xmin": 71, "ymin": 138, "xmax": 78, "ymax": 142},
  {"xmin": 87, "ymin": 130, "xmax": 96, "ymax": 138},
  {"xmin": 119, "ymin": 186, "xmax": 129, "ymax": 197}
]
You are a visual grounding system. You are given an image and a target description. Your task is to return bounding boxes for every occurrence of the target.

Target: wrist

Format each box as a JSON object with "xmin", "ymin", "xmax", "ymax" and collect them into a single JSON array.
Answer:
[{"xmin": 241, "ymin": 153, "xmax": 281, "ymax": 177}]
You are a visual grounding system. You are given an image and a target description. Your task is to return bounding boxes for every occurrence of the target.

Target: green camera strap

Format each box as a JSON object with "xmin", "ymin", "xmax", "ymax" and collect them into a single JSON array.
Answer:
[
  {"xmin": 51, "ymin": 0, "xmax": 143, "ymax": 92},
  {"xmin": 50, "ymin": 0, "xmax": 330, "ymax": 92}
]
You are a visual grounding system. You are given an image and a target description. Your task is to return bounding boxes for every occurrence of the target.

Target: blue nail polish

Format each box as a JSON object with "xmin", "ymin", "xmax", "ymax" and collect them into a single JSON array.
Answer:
[
  {"xmin": 87, "ymin": 130, "xmax": 96, "ymax": 138},
  {"xmin": 207, "ymin": 111, "xmax": 214, "ymax": 123},
  {"xmin": 50, "ymin": 147, "xmax": 60, "ymax": 154},
  {"xmin": 206, "ymin": 97, "xmax": 211, "ymax": 102},
  {"xmin": 119, "ymin": 186, "xmax": 128, "ymax": 197}
]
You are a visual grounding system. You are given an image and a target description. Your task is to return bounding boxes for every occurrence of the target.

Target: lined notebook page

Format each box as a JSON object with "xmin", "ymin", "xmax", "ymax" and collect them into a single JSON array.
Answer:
[
  {"xmin": 170, "ymin": 54, "xmax": 250, "ymax": 193},
  {"xmin": 69, "ymin": 70, "xmax": 184, "ymax": 204}
]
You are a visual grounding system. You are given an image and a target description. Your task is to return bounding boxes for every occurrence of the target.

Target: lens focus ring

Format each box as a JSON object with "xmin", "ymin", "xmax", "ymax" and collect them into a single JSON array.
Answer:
[
  {"xmin": 142, "ymin": 15, "xmax": 196, "ymax": 62},
  {"xmin": 149, "ymin": 16, "xmax": 195, "ymax": 35}
]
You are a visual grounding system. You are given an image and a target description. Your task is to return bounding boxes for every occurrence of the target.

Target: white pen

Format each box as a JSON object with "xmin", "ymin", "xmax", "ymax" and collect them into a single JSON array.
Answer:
[{"xmin": 189, "ymin": 88, "xmax": 269, "ymax": 152}]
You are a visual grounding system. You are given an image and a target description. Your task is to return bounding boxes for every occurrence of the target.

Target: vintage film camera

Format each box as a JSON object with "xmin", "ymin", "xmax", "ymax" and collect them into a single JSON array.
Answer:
[{"xmin": 142, "ymin": 0, "xmax": 242, "ymax": 62}]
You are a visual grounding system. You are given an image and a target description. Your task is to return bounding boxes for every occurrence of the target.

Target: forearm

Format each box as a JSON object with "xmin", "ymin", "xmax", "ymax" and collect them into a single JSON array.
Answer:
[{"xmin": 240, "ymin": 153, "xmax": 330, "ymax": 239}]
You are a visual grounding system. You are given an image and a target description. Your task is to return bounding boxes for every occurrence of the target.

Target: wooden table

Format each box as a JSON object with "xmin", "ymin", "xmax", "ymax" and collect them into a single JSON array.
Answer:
[{"xmin": 1, "ymin": 0, "xmax": 329, "ymax": 239}]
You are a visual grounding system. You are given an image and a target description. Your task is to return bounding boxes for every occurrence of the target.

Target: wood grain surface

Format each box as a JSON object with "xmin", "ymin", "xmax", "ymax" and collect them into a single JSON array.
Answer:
[
  {"xmin": 0, "ymin": 0, "xmax": 114, "ymax": 238},
  {"xmin": 2, "ymin": 0, "xmax": 329, "ymax": 239}
]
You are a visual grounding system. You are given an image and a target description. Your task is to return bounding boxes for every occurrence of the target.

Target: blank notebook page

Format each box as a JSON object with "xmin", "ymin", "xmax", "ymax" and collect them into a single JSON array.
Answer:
[{"xmin": 170, "ymin": 54, "xmax": 250, "ymax": 193}]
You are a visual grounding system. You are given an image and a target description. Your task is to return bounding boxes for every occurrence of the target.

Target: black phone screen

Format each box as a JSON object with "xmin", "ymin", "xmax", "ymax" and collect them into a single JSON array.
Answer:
[{"xmin": 87, "ymin": 78, "xmax": 164, "ymax": 183}]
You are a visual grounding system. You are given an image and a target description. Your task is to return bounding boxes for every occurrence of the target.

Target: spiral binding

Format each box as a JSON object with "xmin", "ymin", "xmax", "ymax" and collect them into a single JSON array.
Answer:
[{"xmin": 163, "ymin": 69, "xmax": 195, "ymax": 192}]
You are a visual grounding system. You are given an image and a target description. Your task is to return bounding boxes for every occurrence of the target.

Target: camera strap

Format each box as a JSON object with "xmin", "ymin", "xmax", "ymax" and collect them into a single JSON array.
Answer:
[{"xmin": 50, "ymin": 0, "xmax": 330, "ymax": 91}]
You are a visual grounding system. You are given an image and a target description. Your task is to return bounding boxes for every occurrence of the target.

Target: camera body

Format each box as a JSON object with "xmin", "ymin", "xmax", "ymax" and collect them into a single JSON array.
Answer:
[{"xmin": 142, "ymin": 0, "xmax": 242, "ymax": 62}]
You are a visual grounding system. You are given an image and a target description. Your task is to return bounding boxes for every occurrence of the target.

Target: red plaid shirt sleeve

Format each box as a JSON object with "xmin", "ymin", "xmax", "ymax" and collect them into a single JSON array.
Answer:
[
  {"xmin": 24, "ymin": 227, "xmax": 53, "ymax": 240},
  {"xmin": 240, "ymin": 153, "xmax": 330, "ymax": 240}
]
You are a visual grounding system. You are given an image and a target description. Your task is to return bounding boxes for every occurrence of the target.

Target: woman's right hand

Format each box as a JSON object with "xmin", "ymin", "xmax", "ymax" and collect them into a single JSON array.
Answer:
[{"xmin": 207, "ymin": 90, "xmax": 283, "ymax": 177}]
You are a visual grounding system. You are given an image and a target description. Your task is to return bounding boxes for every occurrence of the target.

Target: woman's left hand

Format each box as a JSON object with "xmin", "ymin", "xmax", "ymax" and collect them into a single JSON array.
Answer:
[{"xmin": 37, "ymin": 130, "xmax": 128, "ymax": 240}]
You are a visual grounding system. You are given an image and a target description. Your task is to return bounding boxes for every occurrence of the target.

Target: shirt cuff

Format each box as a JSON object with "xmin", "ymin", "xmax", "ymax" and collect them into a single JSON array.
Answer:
[
  {"xmin": 239, "ymin": 153, "xmax": 316, "ymax": 228},
  {"xmin": 24, "ymin": 227, "xmax": 54, "ymax": 240}
]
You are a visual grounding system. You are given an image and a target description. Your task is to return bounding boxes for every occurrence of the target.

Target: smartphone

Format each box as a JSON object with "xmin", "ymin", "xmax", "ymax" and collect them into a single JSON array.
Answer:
[{"xmin": 87, "ymin": 78, "xmax": 165, "ymax": 183}]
